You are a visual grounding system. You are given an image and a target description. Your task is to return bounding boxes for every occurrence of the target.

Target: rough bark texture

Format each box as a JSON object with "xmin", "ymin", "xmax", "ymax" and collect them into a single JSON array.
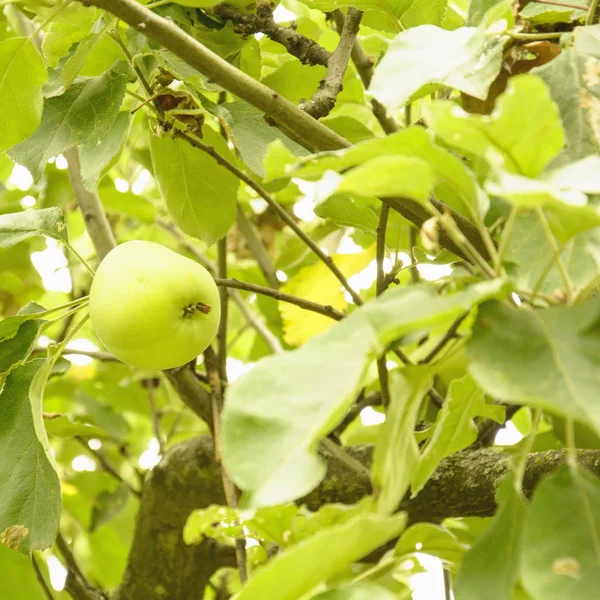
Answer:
[{"xmin": 112, "ymin": 434, "xmax": 600, "ymax": 598}]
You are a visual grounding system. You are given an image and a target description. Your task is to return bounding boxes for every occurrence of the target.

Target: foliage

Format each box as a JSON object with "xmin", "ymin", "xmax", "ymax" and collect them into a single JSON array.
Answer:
[{"xmin": 0, "ymin": 0, "xmax": 600, "ymax": 599}]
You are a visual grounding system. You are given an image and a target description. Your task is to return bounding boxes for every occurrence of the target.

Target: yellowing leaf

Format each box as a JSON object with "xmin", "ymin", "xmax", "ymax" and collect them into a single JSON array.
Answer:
[{"xmin": 279, "ymin": 247, "xmax": 375, "ymax": 346}]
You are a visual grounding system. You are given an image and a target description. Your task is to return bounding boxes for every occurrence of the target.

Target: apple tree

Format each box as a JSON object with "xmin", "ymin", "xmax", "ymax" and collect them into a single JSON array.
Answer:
[{"xmin": 1, "ymin": 0, "xmax": 600, "ymax": 598}]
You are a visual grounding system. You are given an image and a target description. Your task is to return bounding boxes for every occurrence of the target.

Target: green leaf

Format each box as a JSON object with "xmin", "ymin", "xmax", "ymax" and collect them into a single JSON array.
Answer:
[
  {"xmin": 150, "ymin": 128, "xmax": 239, "ymax": 245},
  {"xmin": 314, "ymin": 195, "xmax": 379, "ymax": 232},
  {"xmin": 395, "ymin": 0, "xmax": 449, "ymax": 28},
  {"xmin": 98, "ymin": 187, "xmax": 156, "ymax": 223},
  {"xmin": 0, "ymin": 319, "xmax": 43, "ymax": 376},
  {"xmin": 9, "ymin": 61, "xmax": 129, "ymax": 181},
  {"xmin": 533, "ymin": 25, "xmax": 600, "ymax": 163},
  {"xmin": 395, "ymin": 523, "xmax": 469, "ymax": 567},
  {"xmin": 0, "ymin": 38, "xmax": 47, "ymax": 152},
  {"xmin": 486, "ymin": 171, "xmax": 600, "ymax": 240},
  {"xmin": 44, "ymin": 414, "xmax": 106, "ymax": 439},
  {"xmin": 338, "ymin": 155, "xmax": 436, "ymax": 202},
  {"xmin": 224, "ymin": 101, "xmax": 308, "ymax": 177},
  {"xmin": 521, "ymin": 2, "xmax": 584, "ymax": 24},
  {"xmin": 0, "ymin": 360, "xmax": 61, "ymax": 553},
  {"xmin": 90, "ymin": 484, "xmax": 129, "ymax": 532},
  {"xmin": 521, "ymin": 464, "xmax": 600, "ymax": 600},
  {"xmin": 80, "ymin": 111, "xmax": 131, "ymax": 191},
  {"xmin": 41, "ymin": 4, "xmax": 97, "ymax": 68},
  {"xmin": 222, "ymin": 279, "xmax": 510, "ymax": 508},
  {"xmin": 454, "ymin": 474, "xmax": 527, "ymax": 600},
  {"xmin": 0, "ymin": 208, "xmax": 68, "ymax": 248},
  {"xmin": 411, "ymin": 375, "xmax": 497, "ymax": 496},
  {"xmin": 370, "ymin": 20, "xmax": 505, "ymax": 113},
  {"xmin": 295, "ymin": 128, "xmax": 488, "ymax": 217},
  {"xmin": 372, "ymin": 368, "xmax": 432, "ymax": 515},
  {"xmin": 505, "ymin": 213, "xmax": 600, "ymax": 295},
  {"xmin": 468, "ymin": 300, "xmax": 600, "ymax": 436},
  {"xmin": 184, "ymin": 504, "xmax": 243, "ymax": 544},
  {"xmin": 425, "ymin": 75, "xmax": 565, "ymax": 177},
  {"xmin": 309, "ymin": 582, "xmax": 397, "ymax": 600},
  {"xmin": 0, "ymin": 302, "xmax": 46, "ymax": 342},
  {"xmin": 236, "ymin": 512, "xmax": 407, "ymax": 600},
  {"xmin": 0, "ymin": 543, "xmax": 48, "ymax": 598}
]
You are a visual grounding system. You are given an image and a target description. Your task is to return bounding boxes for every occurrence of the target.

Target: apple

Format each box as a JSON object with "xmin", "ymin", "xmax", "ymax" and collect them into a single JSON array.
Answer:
[{"xmin": 89, "ymin": 240, "xmax": 220, "ymax": 370}]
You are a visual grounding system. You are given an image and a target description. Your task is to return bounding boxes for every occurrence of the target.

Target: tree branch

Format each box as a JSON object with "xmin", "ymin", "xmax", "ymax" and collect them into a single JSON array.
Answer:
[
  {"xmin": 235, "ymin": 203, "xmax": 280, "ymax": 289},
  {"xmin": 214, "ymin": 277, "xmax": 345, "ymax": 320},
  {"xmin": 331, "ymin": 10, "xmax": 398, "ymax": 134},
  {"xmin": 79, "ymin": 0, "xmax": 349, "ymax": 152},
  {"xmin": 213, "ymin": 3, "xmax": 331, "ymax": 67},
  {"xmin": 65, "ymin": 148, "xmax": 116, "ymax": 261},
  {"xmin": 375, "ymin": 204, "xmax": 391, "ymax": 407},
  {"xmin": 301, "ymin": 8, "xmax": 363, "ymax": 119},
  {"xmin": 173, "ymin": 129, "xmax": 363, "ymax": 305}
]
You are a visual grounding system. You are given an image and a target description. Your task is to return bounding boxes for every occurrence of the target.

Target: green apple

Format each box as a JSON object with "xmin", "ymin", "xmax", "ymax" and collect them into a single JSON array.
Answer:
[{"xmin": 89, "ymin": 240, "xmax": 220, "ymax": 370}]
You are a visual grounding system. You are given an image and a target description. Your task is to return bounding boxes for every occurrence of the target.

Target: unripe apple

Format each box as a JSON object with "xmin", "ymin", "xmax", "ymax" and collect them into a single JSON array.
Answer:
[{"xmin": 89, "ymin": 241, "xmax": 220, "ymax": 370}]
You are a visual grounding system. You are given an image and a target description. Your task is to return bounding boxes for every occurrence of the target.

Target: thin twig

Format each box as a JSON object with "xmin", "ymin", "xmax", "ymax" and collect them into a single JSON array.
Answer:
[
  {"xmin": 31, "ymin": 555, "xmax": 55, "ymax": 600},
  {"xmin": 229, "ymin": 290, "xmax": 283, "ymax": 353},
  {"xmin": 587, "ymin": 0, "xmax": 600, "ymax": 24},
  {"xmin": 75, "ymin": 437, "xmax": 142, "ymax": 498},
  {"xmin": 34, "ymin": 347, "xmax": 120, "ymax": 362},
  {"xmin": 409, "ymin": 226, "xmax": 421, "ymax": 284},
  {"xmin": 494, "ymin": 207, "xmax": 518, "ymax": 275},
  {"xmin": 333, "ymin": 391, "xmax": 382, "ymax": 437},
  {"xmin": 320, "ymin": 437, "xmax": 373, "ymax": 485},
  {"xmin": 214, "ymin": 3, "xmax": 331, "ymax": 67},
  {"xmin": 419, "ymin": 313, "xmax": 468, "ymax": 364},
  {"xmin": 64, "ymin": 571, "xmax": 105, "ymax": 600},
  {"xmin": 236, "ymin": 203, "xmax": 280, "ymax": 289},
  {"xmin": 331, "ymin": 10, "xmax": 398, "ymax": 133},
  {"xmin": 507, "ymin": 30, "xmax": 564, "ymax": 39},
  {"xmin": 536, "ymin": 207, "xmax": 573, "ymax": 302},
  {"xmin": 534, "ymin": 0, "xmax": 587, "ymax": 8},
  {"xmin": 145, "ymin": 379, "xmax": 165, "ymax": 454},
  {"xmin": 301, "ymin": 8, "xmax": 363, "ymax": 118},
  {"xmin": 217, "ymin": 238, "xmax": 229, "ymax": 381},
  {"xmin": 203, "ymin": 346, "xmax": 248, "ymax": 583},
  {"xmin": 56, "ymin": 533, "xmax": 87, "ymax": 585},
  {"xmin": 215, "ymin": 277, "xmax": 345, "ymax": 320},
  {"xmin": 376, "ymin": 205, "xmax": 391, "ymax": 408},
  {"xmin": 173, "ymin": 129, "xmax": 363, "ymax": 305}
]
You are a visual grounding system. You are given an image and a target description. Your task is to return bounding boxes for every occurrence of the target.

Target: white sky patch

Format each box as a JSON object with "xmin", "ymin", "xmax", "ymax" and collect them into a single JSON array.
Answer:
[
  {"xmin": 139, "ymin": 437, "xmax": 161, "ymax": 469},
  {"xmin": 276, "ymin": 270, "xmax": 288, "ymax": 282},
  {"xmin": 227, "ymin": 357, "xmax": 255, "ymax": 382},
  {"xmin": 132, "ymin": 168, "xmax": 152, "ymax": 195},
  {"xmin": 360, "ymin": 406, "xmax": 385, "ymax": 426},
  {"xmin": 254, "ymin": 32, "xmax": 264, "ymax": 40},
  {"xmin": 20, "ymin": 195, "xmax": 36, "ymax": 209},
  {"xmin": 88, "ymin": 438, "xmax": 102, "ymax": 450},
  {"xmin": 337, "ymin": 232, "xmax": 362, "ymax": 254},
  {"xmin": 114, "ymin": 178, "xmax": 130, "ymax": 193},
  {"xmin": 38, "ymin": 335, "xmax": 53, "ymax": 348},
  {"xmin": 411, "ymin": 554, "xmax": 447, "ymax": 599},
  {"xmin": 273, "ymin": 4, "xmax": 296, "ymax": 22},
  {"xmin": 55, "ymin": 155, "xmax": 68, "ymax": 170},
  {"xmin": 72, "ymin": 455, "xmax": 96, "ymax": 472},
  {"xmin": 495, "ymin": 420, "xmax": 524, "ymax": 446},
  {"xmin": 64, "ymin": 339, "xmax": 100, "ymax": 366},
  {"xmin": 46, "ymin": 555, "xmax": 67, "ymax": 591},
  {"xmin": 511, "ymin": 292, "xmax": 522, "ymax": 306},
  {"xmin": 8, "ymin": 164, "xmax": 33, "ymax": 190},
  {"xmin": 249, "ymin": 199, "xmax": 268, "ymax": 213},
  {"xmin": 417, "ymin": 263, "xmax": 453, "ymax": 281},
  {"xmin": 31, "ymin": 238, "xmax": 72, "ymax": 293},
  {"xmin": 293, "ymin": 179, "xmax": 317, "ymax": 222}
]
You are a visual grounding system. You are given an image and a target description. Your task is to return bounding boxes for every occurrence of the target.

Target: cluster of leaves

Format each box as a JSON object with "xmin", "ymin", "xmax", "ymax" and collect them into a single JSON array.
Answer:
[{"xmin": 1, "ymin": 0, "xmax": 600, "ymax": 598}]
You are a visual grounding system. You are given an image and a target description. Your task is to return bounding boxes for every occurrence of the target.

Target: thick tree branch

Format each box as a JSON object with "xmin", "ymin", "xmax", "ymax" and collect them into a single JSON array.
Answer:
[
  {"xmin": 114, "ymin": 434, "xmax": 600, "ymax": 596},
  {"xmin": 213, "ymin": 3, "xmax": 331, "ymax": 67},
  {"xmin": 301, "ymin": 8, "xmax": 363, "ymax": 119},
  {"xmin": 80, "ymin": 0, "xmax": 349, "ymax": 152}
]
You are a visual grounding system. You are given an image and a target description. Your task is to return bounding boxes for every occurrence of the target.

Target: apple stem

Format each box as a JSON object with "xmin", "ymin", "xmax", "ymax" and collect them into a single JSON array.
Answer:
[{"xmin": 183, "ymin": 302, "xmax": 212, "ymax": 316}]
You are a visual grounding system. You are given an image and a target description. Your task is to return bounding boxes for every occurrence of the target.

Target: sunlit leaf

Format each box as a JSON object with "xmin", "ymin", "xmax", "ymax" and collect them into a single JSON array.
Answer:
[
  {"xmin": 0, "ymin": 208, "xmax": 68, "ymax": 248},
  {"xmin": 372, "ymin": 368, "xmax": 432, "ymax": 515},
  {"xmin": 0, "ymin": 38, "xmax": 47, "ymax": 152},
  {"xmin": 279, "ymin": 246, "xmax": 375, "ymax": 346}
]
